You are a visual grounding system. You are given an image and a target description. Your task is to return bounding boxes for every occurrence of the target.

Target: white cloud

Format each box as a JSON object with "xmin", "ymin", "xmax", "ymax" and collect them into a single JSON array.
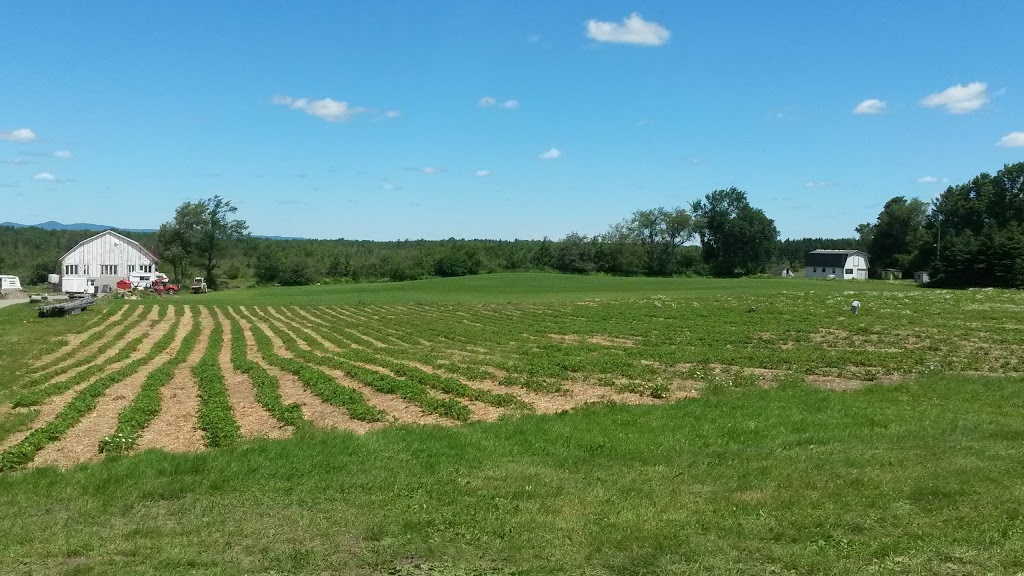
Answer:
[
  {"xmin": 921, "ymin": 82, "xmax": 989, "ymax": 114},
  {"xmin": 502, "ymin": 100, "xmax": 519, "ymax": 110},
  {"xmin": 804, "ymin": 181, "xmax": 835, "ymax": 188},
  {"xmin": 853, "ymin": 99, "xmax": 886, "ymax": 115},
  {"xmin": 997, "ymin": 132, "xmax": 1024, "ymax": 147},
  {"xmin": 53, "ymin": 150, "xmax": 73, "ymax": 159},
  {"xmin": 382, "ymin": 182, "xmax": 399, "ymax": 191},
  {"xmin": 273, "ymin": 95, "xmax": 366, "ymax": 122},
  {"xmin": 0, "ymin": 128, "xmax": 37, "ymax": 142},
  {"xmin": 586, "ymin": 12, "xmax": 670, "ymax": 46},
  {"xmin": 478, "ymin": 97, "xmax": 496, "ymax": 108},
  {"xmin": 527, "ymin": 34, "xmax": 541, "ymax": 44},
  {"xmin": 916, "ymin": 176, "xmax": 949, "ymax": 184},
  {"xmin": 33, "ymin": 172, "xmax": 57, "ymax": 181},
  {"xmin": 421, "ymin": 167, "xmax": 440, "ymax": 175},
  {"xmin": 539, "ymin": 148, "xmax": 561, "ymax": 160},
  {"xmin": 383, "ymin": 110, "xmax": 401, "ymax": 119},
  {"xmin": 474, "ymin": 170, "xmax": 493, "ymax": 177}
]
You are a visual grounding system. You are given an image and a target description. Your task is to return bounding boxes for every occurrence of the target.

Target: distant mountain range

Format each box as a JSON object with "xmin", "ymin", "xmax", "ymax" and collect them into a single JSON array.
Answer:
[{"xmin": 1, "ymin": 221, "xmax": 304, "ymax": 240}]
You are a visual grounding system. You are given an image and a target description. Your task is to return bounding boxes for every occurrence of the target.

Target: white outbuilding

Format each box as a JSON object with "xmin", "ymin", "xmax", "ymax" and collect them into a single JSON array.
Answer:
[
  {"xmin": 805, "ymin": 249, "xmax": 869, "ymax": 280},
  {"xmin": 59, "ymin": 230, "xmax": 159, "ymax": 293}
]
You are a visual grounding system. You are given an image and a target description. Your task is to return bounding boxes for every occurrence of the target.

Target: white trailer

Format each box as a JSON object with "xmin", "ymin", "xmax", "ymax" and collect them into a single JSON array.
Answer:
[
  {"xmin": 61, "ymin": 276, "xmax": 97, "ymax": 295},
  {"xmin": 0, "ymin": 275, "xmax": 23, "ymax": 291}
]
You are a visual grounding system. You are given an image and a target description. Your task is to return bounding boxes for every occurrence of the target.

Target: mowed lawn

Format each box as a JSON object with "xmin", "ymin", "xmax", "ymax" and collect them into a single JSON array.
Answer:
[{"xmin": 1, "ymin": 274, "xmax": 1023, "ymax": 575}]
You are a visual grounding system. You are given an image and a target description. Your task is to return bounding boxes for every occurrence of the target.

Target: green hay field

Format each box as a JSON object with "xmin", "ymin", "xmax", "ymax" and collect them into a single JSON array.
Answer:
[{"xmin": 0, "ymin": 274, "xmax": 1022, "ymax": 575}]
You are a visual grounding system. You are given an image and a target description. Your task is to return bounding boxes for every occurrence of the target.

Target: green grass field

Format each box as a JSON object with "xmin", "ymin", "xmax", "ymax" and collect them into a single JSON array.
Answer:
[{"xmin": 1, "ymin": 274, "xmax": 1022, "ymax": 574}]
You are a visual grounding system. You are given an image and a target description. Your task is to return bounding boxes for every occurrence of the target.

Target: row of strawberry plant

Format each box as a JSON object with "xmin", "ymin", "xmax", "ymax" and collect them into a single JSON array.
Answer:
[
  {"xmin": 225, "ymin": 311, "xmax": 304, "ymax": 427},
  {"xmin": 193, "ymin": 316, "xmax": 240, "ymax": 448},
  {"xmin": 14, "ymin": 330, "xmax": 152, "ymax": 408},
  {"xmin": 249, "ymin": 310, "xmax": 470, "ymax": 422},
  {"xmin": 99, "ymin": 310, "xmax": 200, "ymax": 454},
  {"xmin": 0, "ymin": 317, "xmax": 183, "ymax": 471},
  {"xmin": 244, "ymin": 317, "xmax": 386, "ymax": 423},
  {"xmin": 274, "ymin": 309, "xmax": 527, "ymax": 410},
  {"xmin": 22, "ymin": 306, "xmax": 148, "ymax": 382}
]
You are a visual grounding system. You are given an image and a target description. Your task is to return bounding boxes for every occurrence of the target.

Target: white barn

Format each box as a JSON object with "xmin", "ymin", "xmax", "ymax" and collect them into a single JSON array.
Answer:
[
  {"xmin": 805, "ymin": 249, "xmax": 869, "ymax": 280},
  {"xmin": 59, "ymin": 230, "xmax": 159, "ymax": 293}
]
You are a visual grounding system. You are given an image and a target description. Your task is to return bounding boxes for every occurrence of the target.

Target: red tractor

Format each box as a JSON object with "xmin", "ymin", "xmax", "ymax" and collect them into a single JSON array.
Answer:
[{"xmin": 150, "ymin": 280, "xmax": 181, "ymax": 296}]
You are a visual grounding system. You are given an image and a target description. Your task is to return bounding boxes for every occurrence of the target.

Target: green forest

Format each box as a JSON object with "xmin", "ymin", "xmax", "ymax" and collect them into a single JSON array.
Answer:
[{"xmin": 2, "ymin": 161, "xmax": 1021, "ymax": 289}]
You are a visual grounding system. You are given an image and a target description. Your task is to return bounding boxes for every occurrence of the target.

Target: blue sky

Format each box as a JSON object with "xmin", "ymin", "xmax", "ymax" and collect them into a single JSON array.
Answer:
[{"xmin": 2, "ymin": 1, "xmax": 1022, "ymax": 240}]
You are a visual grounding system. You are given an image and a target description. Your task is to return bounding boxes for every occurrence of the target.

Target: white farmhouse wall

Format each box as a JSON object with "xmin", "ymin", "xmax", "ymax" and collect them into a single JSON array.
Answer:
[{"xmin": 60, "ymin": 231, "xmax": 157, "ymax": 291}]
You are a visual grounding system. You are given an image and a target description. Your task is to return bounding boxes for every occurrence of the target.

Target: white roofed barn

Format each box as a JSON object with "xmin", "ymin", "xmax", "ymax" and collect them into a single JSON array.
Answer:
[
  {"xmin": 59, "ymin": 230, "xmax": 158, "ymax": 292},
  {"xmin": 805, "ymin": 249, "xmax": 869, "ymax": 280}
]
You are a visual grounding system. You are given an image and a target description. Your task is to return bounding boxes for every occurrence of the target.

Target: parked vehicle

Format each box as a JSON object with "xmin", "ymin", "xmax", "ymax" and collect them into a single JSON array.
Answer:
[
  {"xmin": 191, "ymin": 277, "xmax": 208, "ymax": 294},
  {"xmin": 60, "ymin": 276, "xmax": 97, "ymax": 295},
  {"xmin": 150, "ymin": 280, "xmax": 181, "ymax": 295}
]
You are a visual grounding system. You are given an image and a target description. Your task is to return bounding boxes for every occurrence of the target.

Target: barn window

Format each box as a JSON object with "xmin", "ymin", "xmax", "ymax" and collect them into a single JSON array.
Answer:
[
  {"xmin": 141, "ymin": 265, "xmax": 153, "ymax": 273},
  {"xmin": 832, "ymin": 268, "xmax": 836, "ymax": 274},
  {"xmin": 128, "ymin": 265, "xmax": 137, "ymax": 273},
  {"xmin": 100, "ymin": 264, "xmax": 118, "ymax": 275},
  {"xmin": 83, "ymin": 265, "xmax": 89, "ymax": 276},
  {"xmin": 845, "ymin": 269, "xmax": 853, "ymax": 275},
  {"xmin": 813, "ymin": 267, "xmax": 817, "ymax": 273},
  {"xmin": 64, "ymin": 264, "xmax": 79, "ymax": 275}
]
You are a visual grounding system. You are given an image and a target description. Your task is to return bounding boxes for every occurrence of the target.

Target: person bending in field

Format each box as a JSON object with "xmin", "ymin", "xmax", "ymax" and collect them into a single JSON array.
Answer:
[{"xmin": 851, "ymin": 300, "xmax": 861, "ymax": 315}]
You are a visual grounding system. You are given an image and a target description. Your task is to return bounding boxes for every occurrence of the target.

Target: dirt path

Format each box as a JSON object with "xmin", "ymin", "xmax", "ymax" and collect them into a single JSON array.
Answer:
[
  {"xmin": 226, "ymin": 307, "xmax": 380, "ymax": 433},
  {"xmin": 28, "ymin": 305, "xmax": 132, "ymax": 369},
  {"xmin": 211, "ymin": 308, "xmax": 290, "ymax": 439},
  {"xmin": 135, "ymin": 306, "xmax": 210, "ymax": 453},
  {"xmin": 28, "ymin": 306, "xmax": 147, "ymax": 377},
  {"xmin": 0, "ymin": 308, "xmax": 168, "ymax": 453},
  {"xmin": 31, "ymin": 308, "xmax": 188, "ymax": 469}
]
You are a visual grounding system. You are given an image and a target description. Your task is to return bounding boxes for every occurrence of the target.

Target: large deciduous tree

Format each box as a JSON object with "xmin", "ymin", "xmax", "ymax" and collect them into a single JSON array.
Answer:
[
  {"xmin": 607, "ymin": 208, "xmax": 694, "ymax": 276},
  {"xmin": 867, "ymin": 196, "xmax": 930, "ymax": 273},
  {"xmin": 690, "ymin": 188, "xmax": 778, "ymax": 276},
  {"xmin": 158, "ymin": 196, "xmax": 248, "ymax": 288}
]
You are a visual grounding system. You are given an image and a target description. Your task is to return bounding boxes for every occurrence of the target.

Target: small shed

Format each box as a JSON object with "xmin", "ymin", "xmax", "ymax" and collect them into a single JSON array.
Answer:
[
  {"xmin": 880, "ymin": 269, "xmax": 902, "ymax": 280},
  {"xmin": 1, "ymin": 275, "xmax": 23, "ymax": 291},
  {"xmin": 116, "ymin": 279, "xmax": 132, "ymax": 291},
  {"xmin": 914, "ymin": 271, "xmax": 930, "ymax": 285}
]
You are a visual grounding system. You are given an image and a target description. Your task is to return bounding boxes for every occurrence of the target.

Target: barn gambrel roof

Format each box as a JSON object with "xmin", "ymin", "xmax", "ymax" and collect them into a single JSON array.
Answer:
[{"xmin": 59, "ymin": 230, "xmax": 159, "ymax": 263}]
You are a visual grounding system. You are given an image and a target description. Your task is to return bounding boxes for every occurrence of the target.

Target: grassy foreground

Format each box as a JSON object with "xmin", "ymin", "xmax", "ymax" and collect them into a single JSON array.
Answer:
[{"xmin": 1, "ymin": 375, "xmax": 1023, "ymax": 575}]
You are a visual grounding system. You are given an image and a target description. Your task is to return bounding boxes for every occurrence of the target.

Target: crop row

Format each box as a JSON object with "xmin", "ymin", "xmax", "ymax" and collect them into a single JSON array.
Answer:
[
  {"xmin": 226, "ymin": 313, "xmax": 304, "ymax": 428},
  {"xmin": 19, "ymin": 306, "xmax": 149, "ymax": 392},
  {"xmin": 273, "ymin": 308, "xmax": 528, "ymax": 409},
  {"xmin": 193, "ymin": 313, "xmax": 240, "ymax": 448},
  {"xmin": 99, "ymin": 308, "xmax": 202, "ymax": 454},
  {"xmin": 0, "ymin": 315, "xmax": 183, "ymax": 472},
  {"xmin": 243, "ymin": 314, "xmax": 386, "ymax": 423},
  {"xmin": 244, "ymin": 308, "xmax": 471, "ymax": 422}
]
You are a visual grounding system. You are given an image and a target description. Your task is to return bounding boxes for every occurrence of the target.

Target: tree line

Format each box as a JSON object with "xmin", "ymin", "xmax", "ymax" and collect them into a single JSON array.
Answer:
[{"xmin": 4, "ymin": 162, "xmax": 1019, "ymax": 288}]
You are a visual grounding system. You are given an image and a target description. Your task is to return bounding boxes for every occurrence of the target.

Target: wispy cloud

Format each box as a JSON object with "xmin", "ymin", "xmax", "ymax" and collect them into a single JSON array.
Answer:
[
  {"xmin": 916, "ymin": 176, "xmax": 949, "ymax": 184},
  {"xmin": 804, "ymin": 181, "xmax": 836, "ymax": 188},
  {"xmin": 501, "ymin": 100, "xmax": 519, "ymax": 110},
  {"xmin": 0, "ymin": 128, "xmax": 36, "ymax": 142},
  {"xmin": 997, "ymin": 132, "xmax": 1024, "ymax": 147},
  {"xmin": 539, "ymin": 148, "xmax": 562, "ymax": 160},
  {"xmin": 273, "ymin": 95, "xmax": 367, "ymax": 122},
  {"xmin": 383, "ymin": 110, "xmax": 401, "ymax": 119},
  {"xmin": 921, "ymin": 82, "xmax": 989, "ymax": 114},
  {"xmin": 382, "ymin": 181, "xmax": 401, "ymax": 191},
  {"xmin": 52, "ymin": 150, "xmax": 73, "ymax": 159},
  {"xmin": 586, "ymin": 12, "xmax": 670, "ymax": 46},
  {"xmin": 479, "ymin": 97, "xmax": 518, "ymax": 110},
  {"xmin": 33, "ymin": 172, "xmax": 58, "ymax": 182},
  {"xmin": 853, "ymin": 99, "xmax": 886, "ymax": 115},
  {"xmin": 474, "ymin": 170, "xmax": 493, "ymax": 177},
  {"xmin": 421, "ymin": 167, "xmax": 440, "ymax": 175},
  {"xmin": 1, "ymin": 157, "xmax": 29, "ymax": 165},
  {"xmin": 478, "ymin": 97, "xmax": 496, "ymax": 108}
]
